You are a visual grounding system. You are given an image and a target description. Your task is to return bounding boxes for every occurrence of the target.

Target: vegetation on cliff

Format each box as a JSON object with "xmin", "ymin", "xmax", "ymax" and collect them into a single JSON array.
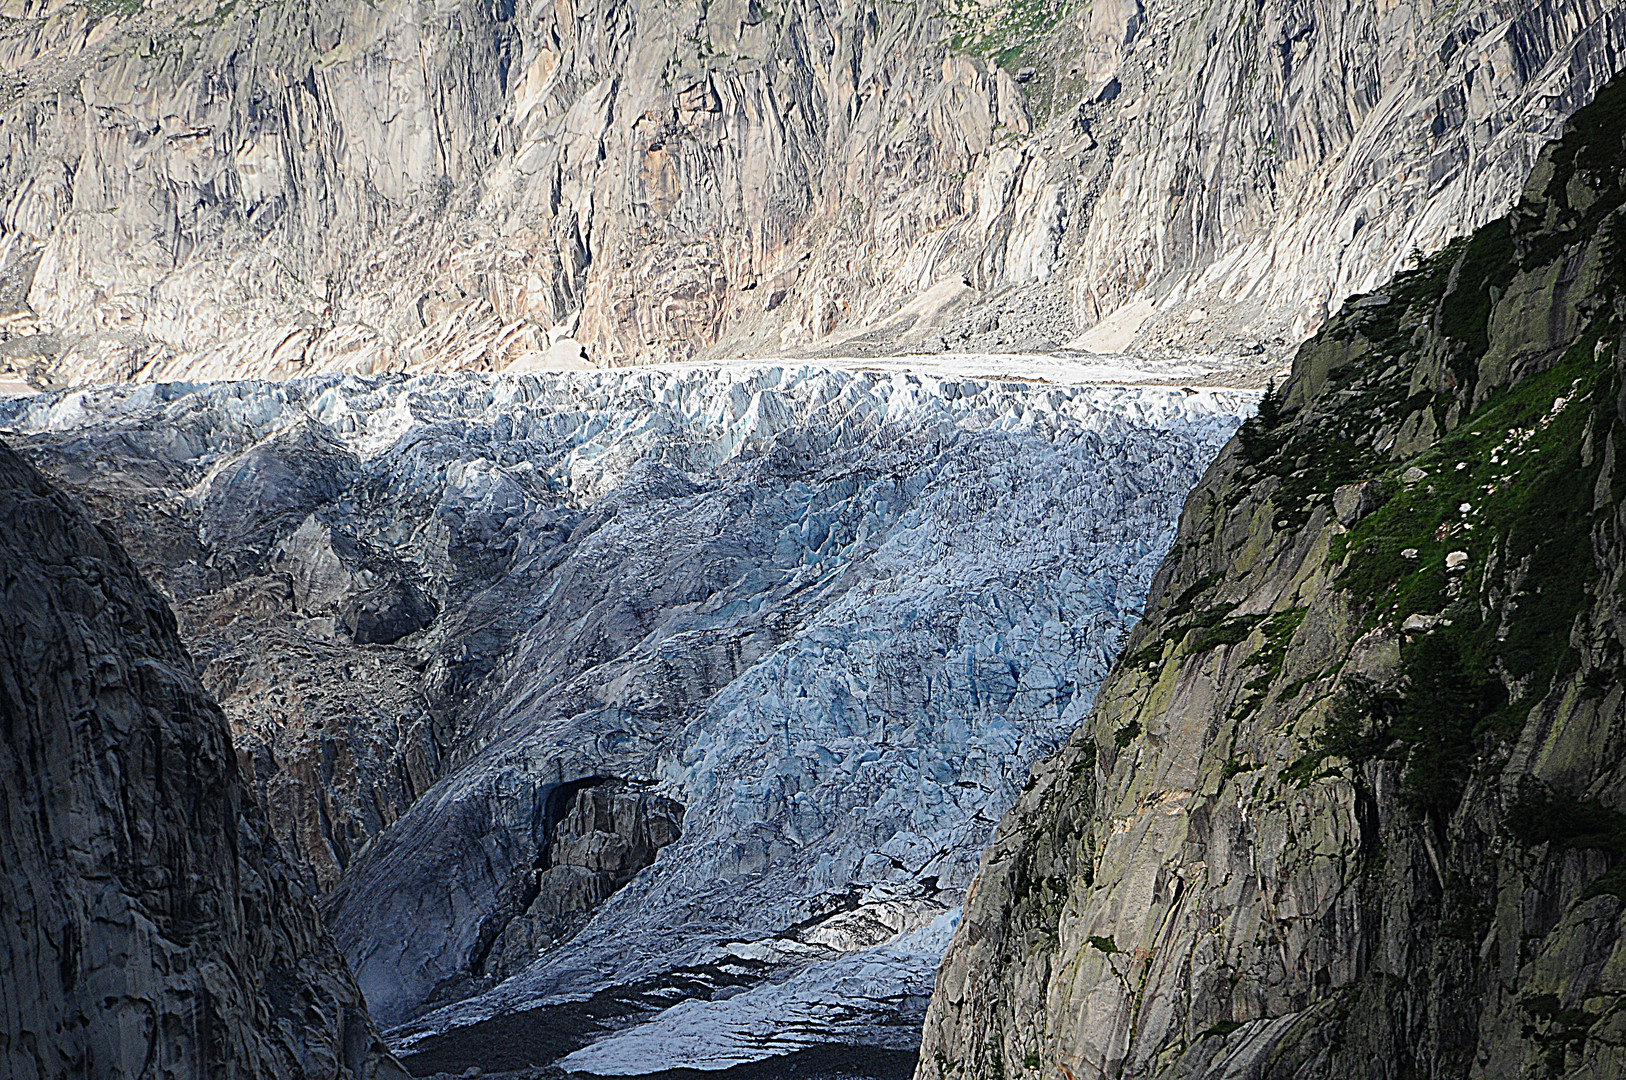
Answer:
[{"xmin": 919, "ymin": 71, "xmax": 1626, "ymax": 1080}]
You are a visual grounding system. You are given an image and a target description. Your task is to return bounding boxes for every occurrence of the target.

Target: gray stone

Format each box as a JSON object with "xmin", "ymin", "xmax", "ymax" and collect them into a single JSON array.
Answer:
[
  {"xmin": 1, "ymin": 0, "xmax": 1623, "ymax": 386},
  {"xmin": 1332, "ymin": 479, "xmax": 1382, "ymax": 527},
  {"xmin": 342, "ymin": 578, "xmax": 438, "ymax": 645},
  {"xmin": 0, "ymin": 440, "xmax": 405, "ymax": 1080}
]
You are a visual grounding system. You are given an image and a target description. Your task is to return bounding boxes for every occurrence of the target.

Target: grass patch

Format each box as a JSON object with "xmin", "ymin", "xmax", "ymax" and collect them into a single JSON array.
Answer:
[
  {"xmin": 945, "ymin": 0, "xmax": 1066, "ymax": 71},
  {"xmin": 1521, "ymin": 992, "xmax": 1600, "ymax": 1074},
  {"xmin": 1334, "ymin": 331, "xmax": 1612, "ymax": 740},
  {"xmin": 1438, "ymin": 219, "xmax": 1516, "ymax": 364},
  {"xmin": 1199, "ymin": 1020, "xmax": 1244, "ymax": 1039},
  {"xmin": 1068, "ymin": 741, "xmax": 1097, "ymax": 778},
  {"xmin": 1119, "ymin": 640, "xmax": 1167, "ymax": 672},
  {"xmin": 1192, "ymin": 613, "xmax": 1264, "ymax": 653},
  {"xmin": 1241, "ymin": 608, "xmax": 1308, "ymax": 691},
  {"xmin": 1505, "ymin": 778, "xmax": 1626, "ymax": 853},
  {"xmin": 1284, "ymin": 623, "xmax": 1508, "ymax": 820},
  {"xmin": 85, "ymin": 0, "xmax": 141, "ymax": 17},
  {"xmin": 1165, "ymin": 571, "xmax": 1223, "ymax": 624}
]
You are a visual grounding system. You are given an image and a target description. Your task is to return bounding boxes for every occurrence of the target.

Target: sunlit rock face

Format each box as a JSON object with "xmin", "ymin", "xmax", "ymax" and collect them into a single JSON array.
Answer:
[
  {"xmin": 3, "ymin": 363, "xmax": 1249, "ymax": 1072},
  {"xmin": 1, "ymin": 0, "xmax": 1622, "ymax": 386},
  {"xmin": 917, "ymin": 73, "xmax": 1626, "ymax": 1080}
]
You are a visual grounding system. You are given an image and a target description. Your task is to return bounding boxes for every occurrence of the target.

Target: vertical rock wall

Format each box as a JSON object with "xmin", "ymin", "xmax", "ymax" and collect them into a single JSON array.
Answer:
[
  {"xmin": 0, "ymin": 439, "xmax": 403, "ymax": 1080},
  {"xmin": 918, "ymin": 72, "xmax": 1626, "ymax": 1080},
  {"xmin": 0, "ymin": 0, "xmax": 1622, "ymax": 384}
]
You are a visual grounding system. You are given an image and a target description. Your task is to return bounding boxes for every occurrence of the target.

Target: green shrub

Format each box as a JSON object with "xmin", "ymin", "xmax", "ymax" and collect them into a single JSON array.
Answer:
[
  {"xmin": 1505, "ymin": 778, "xmax": 1626, "ymax": 854},
  {"xmin": 1389, "ymin": 623, "xmax": 1507, "ymax": 817}
]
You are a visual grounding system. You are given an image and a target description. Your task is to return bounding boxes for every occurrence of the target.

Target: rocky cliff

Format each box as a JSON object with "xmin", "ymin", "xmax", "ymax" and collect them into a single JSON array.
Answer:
[
  {"xmin": 919, "ymin": 70, "xmax": 1626, "ymax": 1080},
  {"xmin": 0, "ymin": 439, "xmax": 404, "ymax": 1079},
  {"xmin": 2, "ymin": 363, "xmax": 1249, "ymax": 1073},
  {"xmin": 1, "ymin": 0, "xmax": 1622, "ymax": 388}
]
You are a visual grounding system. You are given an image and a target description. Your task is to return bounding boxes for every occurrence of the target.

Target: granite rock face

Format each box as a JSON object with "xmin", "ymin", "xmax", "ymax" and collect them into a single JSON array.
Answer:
[
  {"xmin": 0, "ymin": 440, "xmax": 404, "ymax": 1080},
  {"xmin": 485, "ymin": 780, "xmax": 686, "ymax": 978},
  {"xmin": 3, "ymin": 363, "xmax": 1250, "ymax": 1071},
  {"xmin": 919, "ymin": 73, "xmax": 1626, "ymax": 1080},
  {"xmin": 1, "ymin": 0, "xmax": 1623, "ymax": 386}
]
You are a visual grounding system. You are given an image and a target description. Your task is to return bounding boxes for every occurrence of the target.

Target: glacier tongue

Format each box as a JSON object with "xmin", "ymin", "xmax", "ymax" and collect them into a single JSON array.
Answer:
[
  {"xmin": 1, "ymin": 362, "xmax": 1251, "ymax": 1074},
  {"xmin": 559, "ymin": 911, "xmax": 965, "ymax": 1076}
]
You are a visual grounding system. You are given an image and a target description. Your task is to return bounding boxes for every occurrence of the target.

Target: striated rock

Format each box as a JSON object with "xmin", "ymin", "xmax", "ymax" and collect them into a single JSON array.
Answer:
[
  {"xmin": 342, "ymin": 578, "xmax": 438, "ymax": 646},
  {"xmin": 918, "ymin": 72, "xmax": 1626, "ymax": 1080},
  {"xmin": 486, "ymin": 780, "xmax": 685, "ymax": 980},
  {"xmin": 200, "ymin": 419, "xmax": 362, "ymax": 579},
  {"xmin": 276, "ymin": 515, "xmax": 365, "ymax": 615},
  {"xmin": 0, "ymin": 439, "xmax": 404, "ymax": 1080},
  {"xmin": 0, "ymin": 1, "xmax": 1623, "ymax": 386}
]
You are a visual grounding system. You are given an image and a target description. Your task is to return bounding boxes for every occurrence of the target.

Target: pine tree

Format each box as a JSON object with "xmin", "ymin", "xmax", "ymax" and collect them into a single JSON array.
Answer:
[{"xmin": 1238, "ymin": 379, "xmax": 1279, "ymax": 463}]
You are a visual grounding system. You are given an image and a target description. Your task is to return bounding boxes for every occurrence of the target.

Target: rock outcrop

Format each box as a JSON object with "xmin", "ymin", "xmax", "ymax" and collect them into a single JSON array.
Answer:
[
  {"xmin": 919, "ymin": 71, "xmax": 1626, "ymax": 1080},
  {"xmin": 485, "ymin": 780, "xmax": 686, "ymax": 981},
  {"xmin": 3, "ymin": 362, "xmax": 1250, "ymax": 1072},
  {"xmin": 0, "ymin": 440, "xmax": 403, "ymax": 1079},
  {"xmin": 1, "ymin": 0, "xmax": 1623, "ymax": 386}
]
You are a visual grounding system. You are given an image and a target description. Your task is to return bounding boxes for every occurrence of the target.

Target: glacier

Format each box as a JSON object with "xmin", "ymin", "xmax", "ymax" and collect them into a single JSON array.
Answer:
[{"xmin": 0, "ymin": 362, "xmax": 1251, "ymax": 1075}]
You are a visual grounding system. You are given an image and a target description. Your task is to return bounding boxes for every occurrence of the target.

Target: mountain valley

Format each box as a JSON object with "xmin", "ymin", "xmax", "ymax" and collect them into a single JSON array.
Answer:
[
  {"xmin": 2, "ymin": 1, "xmax": 1625, "ymax": 1078},
  {"xmin": 2, "ymin": 364, "xmax": 1249, "ymax": 1074}
]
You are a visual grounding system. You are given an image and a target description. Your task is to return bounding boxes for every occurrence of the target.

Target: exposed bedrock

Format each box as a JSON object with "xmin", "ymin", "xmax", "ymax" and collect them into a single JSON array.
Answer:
[
  {"xmin": 0, "ymin": 0, "xmax": 1623, "ymax": 384},
  {"xmin": 918, "ymin": 72, "xmax": 1626, "ymax": 1080},
  {"xmin": 482, "ymin": 779, "xmax": 686, "ymax": 987},
  {"xmin": 3, "ymin": 364, "xmax": 1250, "ymax": 1070},
  {"xmin": 0, "ymin": 439, "xmax": 404, "ymax": 1079}
]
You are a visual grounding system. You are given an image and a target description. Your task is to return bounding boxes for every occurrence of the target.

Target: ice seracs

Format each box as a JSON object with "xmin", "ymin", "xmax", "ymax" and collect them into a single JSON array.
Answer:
[{"xmin": 1, "ymin": 361, "xmax": 1253, "ymax": 1074}]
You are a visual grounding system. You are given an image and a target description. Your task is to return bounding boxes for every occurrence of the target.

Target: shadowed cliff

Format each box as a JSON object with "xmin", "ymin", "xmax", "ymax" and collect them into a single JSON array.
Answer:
[{"xmin": 0, "ymin": 439, "xmax": 405, "ymax": 1080}]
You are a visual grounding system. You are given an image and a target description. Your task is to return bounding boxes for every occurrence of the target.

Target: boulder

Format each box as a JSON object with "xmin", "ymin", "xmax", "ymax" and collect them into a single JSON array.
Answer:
[
  {"xmin": 342, "ymin": 578, "xmax": 438, "ymax": 644},
  {"xmin": 1333, "ymin": 479, "xmax": 1383, "ymax": 526}
]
